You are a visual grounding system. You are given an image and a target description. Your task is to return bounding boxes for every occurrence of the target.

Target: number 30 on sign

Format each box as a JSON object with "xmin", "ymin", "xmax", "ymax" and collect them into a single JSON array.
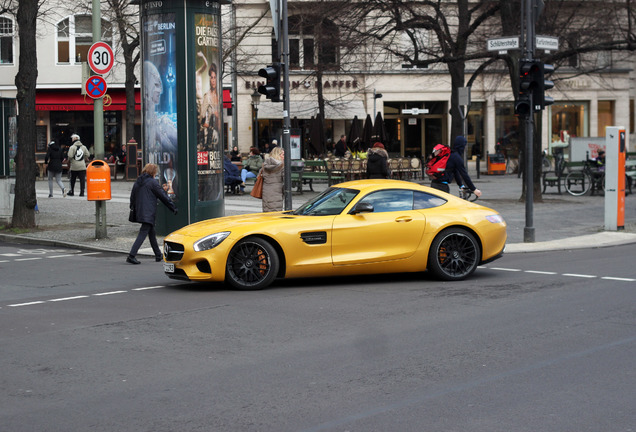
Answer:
[{"xmin": 88, "ymin": 41, "xmax": 114, "ymax": 75}]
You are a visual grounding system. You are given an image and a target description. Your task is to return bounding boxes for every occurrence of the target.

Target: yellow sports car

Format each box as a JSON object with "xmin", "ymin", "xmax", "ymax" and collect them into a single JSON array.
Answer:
[{"xmin": 162, "ymin": 179, "xmax": 506, "ymax": 290}]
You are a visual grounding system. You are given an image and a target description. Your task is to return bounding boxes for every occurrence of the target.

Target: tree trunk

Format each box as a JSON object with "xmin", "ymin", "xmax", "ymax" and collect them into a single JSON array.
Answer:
[{"xmin": 12, "ymin": 0, "xmax": 38, "ymax": 228}]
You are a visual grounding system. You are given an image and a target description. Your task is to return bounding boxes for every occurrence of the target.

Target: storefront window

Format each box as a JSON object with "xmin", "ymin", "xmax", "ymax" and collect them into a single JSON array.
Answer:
[
  {"xmin": 495, "ymin": 102, "xmax": 521, "ymax": 157},
  {"xmin": 467, "ymin": 102, "xmax": 484, "ymax": 158},
  {"xmin": 550, "ymin": 102, "xmax": 588, "ymax": 149},
  {"xmin": 597, "ymin": 100, "xmax": 614, "ymax": 136}
]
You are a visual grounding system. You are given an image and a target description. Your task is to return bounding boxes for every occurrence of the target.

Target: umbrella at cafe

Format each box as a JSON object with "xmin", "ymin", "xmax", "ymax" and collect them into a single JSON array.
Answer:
[
  {"xmin": 347, "ymin": 116, "xmax": 362, "ymax": 153},
  {"xmin": 360, "ymin": 114, "xmax": 374, "ymax": 151},
  {"xmin": 371, "ymin": 111, "xmax": 387, "ymax": 145},
  {"xmin": 309, "ymin": 114, "xmax": 325, "ymax": 157}
]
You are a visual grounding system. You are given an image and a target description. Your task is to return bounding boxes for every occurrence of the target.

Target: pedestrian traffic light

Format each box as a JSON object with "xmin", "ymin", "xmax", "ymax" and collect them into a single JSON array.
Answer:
[{"xmin": 257, "ymin": 63, "xmax": 281, "ymax": 102}]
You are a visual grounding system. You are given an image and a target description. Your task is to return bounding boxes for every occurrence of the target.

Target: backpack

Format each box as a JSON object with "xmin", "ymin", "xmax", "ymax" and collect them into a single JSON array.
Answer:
[
  {"xmin": 425, "ymin": 145, "xmax": 450, "ymax": 180},
  {"xmin": 73, "ymin": 147, "xmax": 84, "ymax": 161}
]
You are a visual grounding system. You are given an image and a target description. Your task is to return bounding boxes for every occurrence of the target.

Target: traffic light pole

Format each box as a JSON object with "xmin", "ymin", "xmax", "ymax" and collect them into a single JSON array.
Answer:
[
  {"xmin": 523, "ymin": 0, "xmax": 535, "ymax": 243},
  {"xmin": 281, "ymin": 0, "xmax": 292, "ymax": 211}
]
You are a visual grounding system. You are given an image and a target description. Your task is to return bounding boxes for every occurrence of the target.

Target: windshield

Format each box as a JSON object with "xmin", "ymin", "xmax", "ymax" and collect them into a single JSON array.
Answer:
[{"xmin": 293, "ymin": 187, "xmax": 359, "ymax": 216}]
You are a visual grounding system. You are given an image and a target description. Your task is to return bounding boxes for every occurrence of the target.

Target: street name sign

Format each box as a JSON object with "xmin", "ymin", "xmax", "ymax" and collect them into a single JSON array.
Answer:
[
  {"xmin": 536, "ymin": 35, "xmax": 559, "ymax": 52},
  {"xmin": 487, "ymin": 37, "xmax": 519, "ymax": 54},
  {"xmin": 402, "ymin": 108, "xmax": 429, "ymax": 115}
]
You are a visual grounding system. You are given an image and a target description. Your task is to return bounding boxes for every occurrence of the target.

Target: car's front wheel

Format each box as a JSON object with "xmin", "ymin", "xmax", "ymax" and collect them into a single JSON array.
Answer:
[
  {"xmin": 428, "ymin": 228, "xmax": 480, "ymax": 281},
  {"xmin": 225, "ymin": 237, "xmax": 279, "ymax": 290}
]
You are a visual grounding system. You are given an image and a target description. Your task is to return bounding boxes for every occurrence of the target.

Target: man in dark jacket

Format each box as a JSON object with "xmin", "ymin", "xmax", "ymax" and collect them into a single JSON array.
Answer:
[
  {"xmin": 127, "ymin": 163, "xmax": 177, "ymax": 264},
  {"xmin": 334, "ymin": 135, "xmax": 347, "ymax": 157},
  {"xmin": 433, "ymin": 136, "xmax": 481, "ymax": 197},
  {"xmin": 44, "ymin": 140, "xmax": 66, "ymax": 198}
]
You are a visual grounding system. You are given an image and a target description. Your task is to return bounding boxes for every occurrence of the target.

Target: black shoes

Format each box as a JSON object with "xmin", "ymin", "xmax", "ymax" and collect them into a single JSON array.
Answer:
[
  {"xmin": 67, "ymin": 191, "xmax": 74, "ymax": 196},
  {"xmin": 126, "ymin": 256, "xmax": 140, "ymax": 265},
  {"xmin": 155, "ymin": 256, "xmax": 163, "ymax": 262}
]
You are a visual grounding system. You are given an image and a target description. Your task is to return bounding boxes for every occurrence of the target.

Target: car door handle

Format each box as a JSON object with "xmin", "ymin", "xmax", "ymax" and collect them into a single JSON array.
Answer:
[{"xmin": 395, "ymin": 216, "xmax": 412, "ymax": 223}]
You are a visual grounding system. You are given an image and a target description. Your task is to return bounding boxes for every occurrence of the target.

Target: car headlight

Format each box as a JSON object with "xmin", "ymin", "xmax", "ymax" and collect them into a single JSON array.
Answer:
[
  {"xmin": 193, "ymin": 232, "xmax": 230, "ymax": 252},
  {"xmin": 485, "ymin": 214, "xmax": 505, "ymax": 224}
]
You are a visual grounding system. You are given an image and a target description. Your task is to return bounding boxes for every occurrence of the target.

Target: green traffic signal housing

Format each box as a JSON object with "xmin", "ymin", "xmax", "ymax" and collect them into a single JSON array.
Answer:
[{"xmin": 257, "ymin": 63, "xmax": 282, "ymax": 102}]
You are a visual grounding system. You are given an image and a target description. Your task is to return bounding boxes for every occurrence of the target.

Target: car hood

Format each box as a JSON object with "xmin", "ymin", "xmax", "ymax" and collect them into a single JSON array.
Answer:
[{"xmin": 167, "ymin": 211, "xmax": 296, "ymax": 238}]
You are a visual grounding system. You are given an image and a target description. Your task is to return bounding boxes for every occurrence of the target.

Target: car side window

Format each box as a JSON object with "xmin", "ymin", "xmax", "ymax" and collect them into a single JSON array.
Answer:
[
  {"xmin": 414, "ymin": 191, "xmax": 447, "ymax": 209},
  {"xmin": 360, "ymin": 190, "xmax": 414, "ymax": 213}
]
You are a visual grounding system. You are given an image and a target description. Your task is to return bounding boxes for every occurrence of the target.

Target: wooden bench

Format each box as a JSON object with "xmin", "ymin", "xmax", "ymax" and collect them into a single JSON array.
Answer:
[{"xmin": 291, "ymin": 159, "xmax": 345, "ymax": 193}]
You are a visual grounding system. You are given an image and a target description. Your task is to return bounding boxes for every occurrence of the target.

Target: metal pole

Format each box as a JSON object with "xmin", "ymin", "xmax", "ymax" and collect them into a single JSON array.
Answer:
[
  {"xmin": 281, "ymin": 0, "xmax": 292, "ymax": 210},
  {"xmin": 92, "ymin": 0, "xmax": 106, "ymax": 239},
  {"xmin": 253, "ymin": 104, "xmax": 258, "ymax": 149},
  {"xmin": 230, "ymin": 2, "xmax": 238, "ymax": 151},
  {"xmin": 373, "ymin": 88, "xmax": 376, "ymax": 115},
  {"xmin": 523, "ymin": 0, "xmax": 535, "ymax": 242}
]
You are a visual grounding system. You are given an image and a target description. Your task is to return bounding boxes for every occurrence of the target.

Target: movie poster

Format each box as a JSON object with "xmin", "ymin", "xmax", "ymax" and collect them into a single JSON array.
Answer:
[
  {"xmin": 194, "ymin": 12, "xmax": 223, "ymax": 202},
  {"xmin": 142, "ymin": 13, "xmax": 178, "ymax": 200}
]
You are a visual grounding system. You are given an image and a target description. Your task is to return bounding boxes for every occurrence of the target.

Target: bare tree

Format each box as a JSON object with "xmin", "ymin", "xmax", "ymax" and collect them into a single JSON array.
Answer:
[{"xmin": 102, "ymin": 0, "xmax": 140, "ymax": 143}]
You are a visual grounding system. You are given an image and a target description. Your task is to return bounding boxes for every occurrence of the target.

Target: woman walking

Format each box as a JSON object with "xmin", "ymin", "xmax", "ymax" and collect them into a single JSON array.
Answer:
[
  {"xmin": 261, "ymin": 146, "xmax": 284, "ymax": 212},
  {"xmin": 366, "ymin": 142, "xmax": 389, "ymax": 179},
  {"xmin": 127, "ymin": 163, "xmax": 178, "ymax": 264},
  {"xmin": 44, "ymin": 140, "xmax": 66, "ymax": 198}
]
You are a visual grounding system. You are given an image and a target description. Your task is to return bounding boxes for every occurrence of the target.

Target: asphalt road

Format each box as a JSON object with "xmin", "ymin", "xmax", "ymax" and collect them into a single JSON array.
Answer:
[{"xmin": 0, "ymin": 242, "xmax": 634, "ymax": 431}]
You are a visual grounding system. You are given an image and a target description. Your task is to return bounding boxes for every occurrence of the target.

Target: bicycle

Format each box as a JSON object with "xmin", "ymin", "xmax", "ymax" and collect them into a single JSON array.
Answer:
[
  {"xmin": 564, "ymin": 160, "xmax": 605, "ymax": 196},
  {"xmin": 458, "ymin": 186, "xmax": 479, "ymax": 202}
]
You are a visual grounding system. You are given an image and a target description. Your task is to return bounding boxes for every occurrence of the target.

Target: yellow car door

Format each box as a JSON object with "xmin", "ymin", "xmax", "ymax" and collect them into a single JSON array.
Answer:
[{"xmin": 331, "ymin": 189, "xmax": 427, "ymax": 265}]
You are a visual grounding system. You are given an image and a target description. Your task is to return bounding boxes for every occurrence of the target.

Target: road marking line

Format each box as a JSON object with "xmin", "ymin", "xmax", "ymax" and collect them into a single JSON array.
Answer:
[
  {"xmin": 8, "ymin": 301, "xmax": 46, "ymax": 307},
  {"xmin": 525, "ymin": 270, "xmax": 558, "ymax": 275},
  {"xmin": 0, "ymin": 260, "xmax": 9, "ymax": 263},
  {"xmin": 15, "ymin": 257, "xmax": 42, "ymax": 261},
  {"xmin": 132, "ymin": 286, "xmax": 164, "ymax": 291},
  {"xmin": 93, "ymin": 291, "xmax": 127, "ymax": 296},
  {"xmin": 562, "ymin": 273, "xmax": 597, "ymax": 278},
  {"xmin": 81, "ymin": 252, "xmax": 102, "ymax": 256},
  {"xmin": 490, "ymin": 267, "xmax": 522, "ymax": 272},
  {"xmin": 601, "ymin": 276, "xmax": 636, "ymax": 282},
  {"xmin": 49, "ymin": 296, "xmax": 90, "ymax": 302},
  {"xmin": 47, "ymin": 255, "xmax": 75, "ymax": 259}
]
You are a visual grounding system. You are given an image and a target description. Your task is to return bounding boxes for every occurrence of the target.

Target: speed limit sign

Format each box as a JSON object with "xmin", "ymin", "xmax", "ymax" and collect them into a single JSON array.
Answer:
[{"xmin": 88, "ymin": 41, "xmax": 114, "ymax": 75}]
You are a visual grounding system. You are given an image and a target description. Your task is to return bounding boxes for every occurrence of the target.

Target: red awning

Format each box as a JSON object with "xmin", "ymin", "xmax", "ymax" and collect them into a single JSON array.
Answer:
[{"xmin": 36, "ymin": 89, "xmax": 141, "ymax": 111}]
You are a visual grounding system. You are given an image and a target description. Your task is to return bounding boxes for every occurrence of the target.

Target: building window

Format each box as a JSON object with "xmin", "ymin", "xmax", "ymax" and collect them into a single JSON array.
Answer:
[
  {"xmin": 275, "ymin": 15, "xmax": 339, "ymax": 70},
  {"xmin": 495, "ymin": 102, "xmax": 521, "ymax": 156},
  {"xmin": 0, "ymin": 16, "xmax": 14, "ymax": 64},
  {"xmin": 57, "ymin": 15, "xmax": 112, "ymax": 64}
]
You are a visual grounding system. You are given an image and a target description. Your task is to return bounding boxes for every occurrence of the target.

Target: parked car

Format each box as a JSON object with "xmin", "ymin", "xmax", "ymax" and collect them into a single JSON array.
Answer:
[{"xmin": 162, "ymin": 179, "xmax": 507, "ymax": 290}]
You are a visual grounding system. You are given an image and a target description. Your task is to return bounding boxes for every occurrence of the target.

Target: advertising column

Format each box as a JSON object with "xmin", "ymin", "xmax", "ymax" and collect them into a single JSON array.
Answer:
[{"xmin": 140, "ymin": 0, "xmax": 224, "ymax": 235}]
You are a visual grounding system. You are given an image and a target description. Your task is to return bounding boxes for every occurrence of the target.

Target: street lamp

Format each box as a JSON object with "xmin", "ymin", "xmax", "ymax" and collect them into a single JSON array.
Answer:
[
  {"xmin": 251, "ymin": 89, "xmax": 262, "ymax": 149},
  {"xmin": 373, "ymin": 88, "xmax": 383, "ymax": 115}
]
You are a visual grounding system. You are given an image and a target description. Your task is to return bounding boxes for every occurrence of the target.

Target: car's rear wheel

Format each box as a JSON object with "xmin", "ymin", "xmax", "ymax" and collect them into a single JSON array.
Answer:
[
  {"xmin": 225, "ymin": 237, "xmax": 279, "ymax": 290},
  {"xmin": 428, "ymin": 228, "xmax": 480, "ymax": 281}
]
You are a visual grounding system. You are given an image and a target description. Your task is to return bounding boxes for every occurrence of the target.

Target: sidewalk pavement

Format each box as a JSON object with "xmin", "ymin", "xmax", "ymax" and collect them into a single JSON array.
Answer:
[{"xmin": 1, "ymin": 172, "xmax": 635, "ymax": 257}]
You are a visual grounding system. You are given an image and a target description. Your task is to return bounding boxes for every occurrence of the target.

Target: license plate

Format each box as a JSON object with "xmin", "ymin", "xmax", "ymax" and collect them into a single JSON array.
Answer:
[{"xmin": 164, "ymin": 263, "xmax": 174, "ymax": 273}]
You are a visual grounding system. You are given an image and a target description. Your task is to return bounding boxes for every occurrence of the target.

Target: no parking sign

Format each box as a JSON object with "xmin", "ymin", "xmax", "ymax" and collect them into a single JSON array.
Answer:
[{"xmin": 85, "ymin": 75, "xmax": 108, "ymax": 99}]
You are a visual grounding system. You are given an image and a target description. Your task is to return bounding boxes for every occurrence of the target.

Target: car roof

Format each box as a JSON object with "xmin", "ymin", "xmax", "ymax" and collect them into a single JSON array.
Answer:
[{"xmin": 333, "ymin": 179, "xmax": 429, "ymax": 192}]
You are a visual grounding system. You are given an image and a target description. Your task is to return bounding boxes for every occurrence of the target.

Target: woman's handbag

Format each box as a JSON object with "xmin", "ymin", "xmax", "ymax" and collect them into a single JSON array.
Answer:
[
  {"xmin": 128, "ymin": 208, "xmax": 136, "ymax": 222},
  {"xmin": 250, "ymin": 172, "xmax": 264, "ymax": 199}
]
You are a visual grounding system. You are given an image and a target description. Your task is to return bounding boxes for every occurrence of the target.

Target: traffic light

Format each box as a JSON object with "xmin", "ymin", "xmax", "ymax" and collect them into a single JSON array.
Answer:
[
  {"xmin": 257, "ymin": 63, "xmax": 281, "ymax": 102},
  {"xmin": 516, "ymin": 59, "xmax": 554, "ymax": 114}
]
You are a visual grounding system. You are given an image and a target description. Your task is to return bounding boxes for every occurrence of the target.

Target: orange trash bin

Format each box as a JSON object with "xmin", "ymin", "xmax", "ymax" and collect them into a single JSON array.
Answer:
[{"xmin": 86, "ymin": 160, "xmax": 112, "ymax": 201}]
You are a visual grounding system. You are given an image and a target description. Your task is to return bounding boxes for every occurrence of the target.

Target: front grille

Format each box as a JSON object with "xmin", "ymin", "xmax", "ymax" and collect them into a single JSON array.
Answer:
[{"xmin": 164, "ymin": 241, "xmax": 185, "ymax": 262}]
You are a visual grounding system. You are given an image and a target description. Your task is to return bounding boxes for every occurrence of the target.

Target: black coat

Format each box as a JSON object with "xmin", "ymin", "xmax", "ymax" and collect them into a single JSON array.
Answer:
[
  {"xmin": 130, "ymin": 173, "xmax": 176, "ymax": 225},
  {"xmin": 366, "ymin": 148, "xmax": 389, "ymax": 179},
  {"xmin": 44, "ymin": 143, "xmax": 64, "ymax": 173}
]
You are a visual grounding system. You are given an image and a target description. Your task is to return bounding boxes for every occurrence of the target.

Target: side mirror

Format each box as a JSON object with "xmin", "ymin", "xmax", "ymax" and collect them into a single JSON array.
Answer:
[{"xmin": 350, "ymin": 201, "xmax": 374, "ymax": 215}]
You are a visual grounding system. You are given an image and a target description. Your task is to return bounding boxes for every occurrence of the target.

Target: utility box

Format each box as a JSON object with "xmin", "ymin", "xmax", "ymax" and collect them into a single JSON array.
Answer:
[
  {"xmin": 126, "ymin": 139, "xmax": 139, "ymax": 181},
  {"xmin": 487, "ymin": 153, "xmax": 506, "ymax": 175},
  {"xmin": 86, "ymin": 160, "xmax": 112, "ymax": 201}
]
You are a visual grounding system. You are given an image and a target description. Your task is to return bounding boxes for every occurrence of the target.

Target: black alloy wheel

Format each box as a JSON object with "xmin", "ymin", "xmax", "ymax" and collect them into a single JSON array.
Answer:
[
  {"xmin": 428, "ymin": 228, "xmax": 480, "ymax": 281},
  {"xmin": 225, "ymin": 237, "xmax": 279, "ymax": 290}
]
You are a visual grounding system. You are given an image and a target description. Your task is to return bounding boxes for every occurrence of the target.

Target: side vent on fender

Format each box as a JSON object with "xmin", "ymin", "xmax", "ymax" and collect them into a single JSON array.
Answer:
[{"xmin": 300, "ymin": 231, "xmax": 327, "ymax": 245}]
